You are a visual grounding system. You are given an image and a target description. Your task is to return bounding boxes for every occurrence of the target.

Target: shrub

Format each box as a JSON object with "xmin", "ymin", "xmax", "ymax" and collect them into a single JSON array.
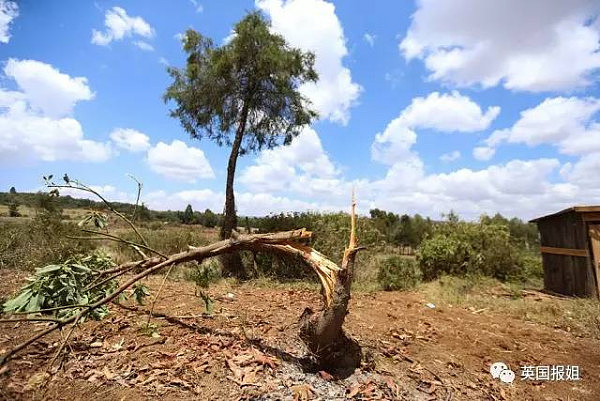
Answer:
[
  {"xmin": 417, "ymin": 220, "xmax": 535, "ymax": 282},
  {"xmin": 377, "ymin": 256, "xmax": 422, "ymax": 291}
]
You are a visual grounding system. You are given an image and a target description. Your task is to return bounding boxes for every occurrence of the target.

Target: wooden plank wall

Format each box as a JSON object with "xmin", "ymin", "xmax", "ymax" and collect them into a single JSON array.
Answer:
[{"xmin": 537, "ymin": 211, "xmax": 597, "ymax": 298}]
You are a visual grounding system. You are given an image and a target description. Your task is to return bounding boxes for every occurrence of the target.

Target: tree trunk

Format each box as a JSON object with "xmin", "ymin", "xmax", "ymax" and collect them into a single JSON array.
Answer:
[
  {"xmin": 298, "ymin": 194, "xmax": 363, "ymax": 376},
  {"xmin": 219, "ymin": 103, "xmax": 250, "ymax": 278}
]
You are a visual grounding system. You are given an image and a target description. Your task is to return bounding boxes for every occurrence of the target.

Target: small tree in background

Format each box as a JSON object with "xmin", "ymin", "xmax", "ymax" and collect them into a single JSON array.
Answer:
[
  {"xmin": 9, "ymin": 186, "xmax": 17, "ymax": 194},
  {"xmin": 164, "ymin": 11, "xmax": 318, "ymax": 277},
  {"xmin": 180, "ymin": 204, "xmax": 195, "ymax": 224}
]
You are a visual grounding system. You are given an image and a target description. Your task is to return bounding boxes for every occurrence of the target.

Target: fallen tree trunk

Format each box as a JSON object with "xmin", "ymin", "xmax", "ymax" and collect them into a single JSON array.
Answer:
[{"xmin": 1, "ymin": 202, "xmax": 364, "ymax": 374}]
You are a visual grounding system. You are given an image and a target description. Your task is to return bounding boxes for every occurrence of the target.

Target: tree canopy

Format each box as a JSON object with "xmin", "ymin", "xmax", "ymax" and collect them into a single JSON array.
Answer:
[{"xmin": 164, "ymin": 11, "xmax": 318, "ymax": 155}]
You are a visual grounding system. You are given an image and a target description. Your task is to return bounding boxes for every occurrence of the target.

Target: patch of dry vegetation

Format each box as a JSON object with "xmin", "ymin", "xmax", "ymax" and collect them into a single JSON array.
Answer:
[{"xmin": 419, "ymin": 275, "xmax": 600, "ymax": 340}]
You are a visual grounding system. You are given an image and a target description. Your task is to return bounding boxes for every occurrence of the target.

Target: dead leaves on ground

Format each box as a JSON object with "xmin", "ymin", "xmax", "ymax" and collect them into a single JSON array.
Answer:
[{"xmin": 225, "ymin": 348, "xmax": 279, "ymax": 387}]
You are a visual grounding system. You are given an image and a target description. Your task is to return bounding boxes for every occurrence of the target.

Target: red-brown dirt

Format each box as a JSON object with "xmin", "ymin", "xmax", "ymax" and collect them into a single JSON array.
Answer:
[{"xmin": 0, "ymin": 270, "xmax": 598, "ymax": 400}]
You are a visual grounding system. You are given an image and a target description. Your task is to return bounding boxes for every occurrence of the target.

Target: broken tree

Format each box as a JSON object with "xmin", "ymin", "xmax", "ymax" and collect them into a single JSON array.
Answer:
[{"xmin": 1, "ymin": 196, "xmax": 364, "ymax": 374}]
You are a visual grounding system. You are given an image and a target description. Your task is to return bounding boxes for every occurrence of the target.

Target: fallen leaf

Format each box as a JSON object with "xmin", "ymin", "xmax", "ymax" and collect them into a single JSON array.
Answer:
[
  {"xmin": 292, "ymin": 384, "xmax": 313, "ymax": 401},
  {"xmin": 347, "ymin": 384, "xmax": 362, "ymax": 398},
  {"xmin": 318, "ymin": 370, "xmax": 334, "ymax": 381}
]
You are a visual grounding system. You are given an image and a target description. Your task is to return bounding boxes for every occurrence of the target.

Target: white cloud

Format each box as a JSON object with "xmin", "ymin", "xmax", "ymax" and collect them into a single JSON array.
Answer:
[
  {"xmin": 480, "ymin": 96, "xmax": 600, "ymax": 157},
  {"xmin": 110, "ymin": 128, "xmax": 151, "ymax": 152},
  {"xmin": 0, "ymin": 108, "xmax": 112, "ymax": 163},
  {"xmin": 4, "ymin": 58, "xmax": 95, "ymax": 118},
  {"xmin": 0, "ymin": 59, "xmax": 111, "ymax": 164},
  {"xmin": 0, "ymin": 0, "xmax": 18, "ymax": 44},
  {"xmin": 473, "ymin": 146, "xmax": 495, "ymax": 161},
  {"xmin": 440, "ymin": 150, "xmax": 460, "ymax": 162},
  {"xmin": 240, "ymin": 127, "xmax": 338, "ymax": 193},
  {"xmin": 372, "ymin": 91, "xmax": 499, "ymax": 164},
  {"xmin": 363, "ymin": 33, "xmax": 376, "ymax": 47},
  {"xmin": 133, "ymin": 40, "xmax": 154, "ymax": 51},
  {"xmin": 400, "ymin": 0, "xmax": 600, "ymax": 92},
  {"xmin": 92, "ymin": 7, "xmax": 154, "ymax": 47},
  {"xmin": 147, "ymin": 140, "xmax": 214, "ymax": 182},
  {"xmin": 189, "ymin": 0, "xmax": 203, "ymax": 13},
  {"xmin": 256, "ymin": 0, "xmax": 362, "ymax": 125},
  {"xmin": 145, "ymin": 188, "xmax": 333, "ymax": 216}
]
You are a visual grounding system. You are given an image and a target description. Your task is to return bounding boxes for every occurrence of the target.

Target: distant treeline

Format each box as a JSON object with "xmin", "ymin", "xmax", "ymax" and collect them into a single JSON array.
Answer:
[{"xmin": 1, "ymin": 190, "xmax": 539, "ymax": 250}]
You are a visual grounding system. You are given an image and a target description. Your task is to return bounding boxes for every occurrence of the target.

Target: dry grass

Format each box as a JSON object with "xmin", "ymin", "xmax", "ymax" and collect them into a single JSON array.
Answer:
[{"xmin": 418, "ymin": 275, "xmax": 600, "ymax": 340}]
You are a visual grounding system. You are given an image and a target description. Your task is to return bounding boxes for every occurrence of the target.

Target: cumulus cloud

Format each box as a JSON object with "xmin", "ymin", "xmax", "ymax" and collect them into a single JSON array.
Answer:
[
  {"xmin": 0, "ymin": 59, "xmax": 111, "ymax": 164},
  {"xmin": 480, "ymin": 97, "xmax": 600, "ymax": 157},
  {"xmin": 147, "ymin": 140, "xmax": 214, "ymax": 182},
  {"xmin": 240, "ymin": 127, "xmax": 339, "ymax": 194},
  {"xmin": 372, "ymin": 91, "xmax": 499, "ymax": 164},
  {"xmin": 400, "ymin": 0, "xmax": 600, "ymax": 91},
  {"xmin": 92, "ymin": 7, "xmax": 154, "ymax": 47},
  {"xmin": 256, "ymin": 0, "xmax": 362, "ymax": 125},
  {"xmin": 110, "ymin": 128, "xmax": 151, "ymax": 152},
  {"xmin": 0, "ymin": 0, "xmax": 18, "ymax": 44},
  {"xmin": 4, "ymin": 58, "xmax": 95, "ymax": 118}
]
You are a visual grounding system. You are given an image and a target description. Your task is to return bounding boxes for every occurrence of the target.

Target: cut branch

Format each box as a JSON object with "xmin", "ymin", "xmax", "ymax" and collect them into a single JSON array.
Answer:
[{"xmin": 2, "ymin": 197, "xmax": 365, "ymax": 375}]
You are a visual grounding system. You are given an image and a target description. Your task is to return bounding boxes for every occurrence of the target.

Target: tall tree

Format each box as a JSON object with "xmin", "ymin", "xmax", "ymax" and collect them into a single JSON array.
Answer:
[
  {"xmin": 164, "ymin": 11, "xmax": 318, "ymax": 277},
  {"xmin": 181, "ymin": 204, "xmax": 195, "ymax": 224}
]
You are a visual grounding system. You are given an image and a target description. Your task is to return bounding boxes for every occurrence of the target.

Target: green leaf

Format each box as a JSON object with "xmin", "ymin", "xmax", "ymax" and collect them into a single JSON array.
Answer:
[
  {"xmin": 35, "ymin": 264, "xmax": 63, "ymax": 275},
  {"xmin": 132, "ymin": 284, "xmax": 151, "ymax": 305},
  {"xmin": 3, "ymin": 288, "xmax": 34, "ymax": 312}
]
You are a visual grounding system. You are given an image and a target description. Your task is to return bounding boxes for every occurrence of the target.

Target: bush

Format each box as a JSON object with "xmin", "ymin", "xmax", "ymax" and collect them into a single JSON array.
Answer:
[
  {"xmin": 377, "ymin": 256, "xmax": 422, "ymax": 291},
  {"xmin": 417, "ymin": 220, "xmax": 537, "ymax": 282}
]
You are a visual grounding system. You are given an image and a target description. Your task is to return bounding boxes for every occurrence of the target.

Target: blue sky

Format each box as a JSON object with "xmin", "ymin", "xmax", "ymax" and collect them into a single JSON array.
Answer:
[{"xmin": 1, "ymin": 0, "xmax": 599, "ymax": 220}]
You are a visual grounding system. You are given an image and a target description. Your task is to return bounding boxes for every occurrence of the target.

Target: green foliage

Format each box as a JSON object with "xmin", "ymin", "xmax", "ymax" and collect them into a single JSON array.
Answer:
[
  {"xmin": 78, "ymin": 211, "xmax": 108, "ymax": 229},
  {"xmin": 2, "ymin": 251, "xmax": 117, "ymax": 320},
  {"xmin": 186, "ymin": 260, "xmax": 221, "ymax": 289},
  {"xmin": 199, "ymin": 208, "xmax": 219, "ymax": 228},
  {"xmin": 417, "ymin": 218, "xmax": 540, "ymax": 282},
  {"xmin": 132, "ymin": 284, "xmax": 151, "ymax": 305},
  {"xmin": 377, "ymin": 256, "xmax": 422, "ymax": 291},
  {"xmin": 180, "ymin": 204, "xmax": 195, "ymax": 224},
  {"xmin": 185, "ymin": 260, "xmax": 220, "ymax": 313},
  {"xmin": 164, "ymin": 11, "xmax": 318, "ymax": 155}
]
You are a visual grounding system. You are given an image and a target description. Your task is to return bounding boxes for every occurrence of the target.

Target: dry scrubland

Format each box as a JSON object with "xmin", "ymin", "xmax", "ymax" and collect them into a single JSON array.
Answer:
[{"xmin": 1, "ymin": 207, "xmax": 600, "ymax": 400}]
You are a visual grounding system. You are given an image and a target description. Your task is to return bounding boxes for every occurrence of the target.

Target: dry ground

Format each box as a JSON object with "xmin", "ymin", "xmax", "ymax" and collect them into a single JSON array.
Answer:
[{"xmin": 0, "ymin": 270, "xmax": 599, "ymax": 401}]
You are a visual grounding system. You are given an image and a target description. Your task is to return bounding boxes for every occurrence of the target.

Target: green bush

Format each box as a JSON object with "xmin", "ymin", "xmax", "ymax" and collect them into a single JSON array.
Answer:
[
  {"xmin": 377, "ymin": 256, "xmax": 422, "ymax": 291},
  {"xmin": 417, "ymin": 220, "xmax": 537, "ymax": 282}
]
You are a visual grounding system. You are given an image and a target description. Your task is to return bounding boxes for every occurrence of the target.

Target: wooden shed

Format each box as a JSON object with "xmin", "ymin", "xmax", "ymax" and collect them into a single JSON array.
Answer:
[{"xmin": 530, "ymin": 206, "xmax": 600, "ymax": 298}]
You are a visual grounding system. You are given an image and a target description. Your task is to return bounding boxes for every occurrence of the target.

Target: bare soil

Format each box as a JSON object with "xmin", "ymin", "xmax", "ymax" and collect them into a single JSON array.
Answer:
[{"xmin": 0, "ymin": 270, "xmax": 598, "ymax": 400}]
